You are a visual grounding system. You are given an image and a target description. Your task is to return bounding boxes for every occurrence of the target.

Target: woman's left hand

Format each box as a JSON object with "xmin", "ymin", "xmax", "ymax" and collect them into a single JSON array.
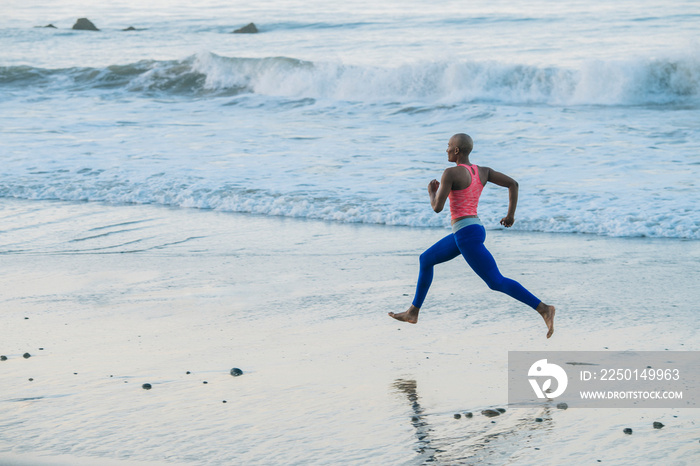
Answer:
[{"xmin": 500, "ymin": 216, "xmax": 515, "ymax": 227}]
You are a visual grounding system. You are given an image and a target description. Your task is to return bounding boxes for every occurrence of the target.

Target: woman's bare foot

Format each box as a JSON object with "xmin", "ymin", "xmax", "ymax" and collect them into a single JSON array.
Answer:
[
  {"xmin": 536, "ymin": 303, "xmax": 555, "ymax": 338},
  {"xmin": 389, "ymin": 305, "xmax": 420, "ymax": 324}
]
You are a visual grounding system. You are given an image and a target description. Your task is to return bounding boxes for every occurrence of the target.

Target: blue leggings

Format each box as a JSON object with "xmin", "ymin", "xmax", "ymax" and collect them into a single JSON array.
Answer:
[{"xmin": 412, "ymin": 224, "xmax": 541, "ymax": 310}]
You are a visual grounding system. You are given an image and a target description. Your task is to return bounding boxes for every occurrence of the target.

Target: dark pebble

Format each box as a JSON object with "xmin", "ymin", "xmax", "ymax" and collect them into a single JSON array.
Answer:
[
  {"xmin": 496, "ymin": 408, "xmax": 506, "ymax": 413},
  {"xmin": 230, "ymin": 368, "xmax": 243, "ymax": 377},
  {"xmin": 186, "ymin": 371, "xmax": 191, "ymax": 375},
  {"xmin": 535, "ymin": 417, "xmax": 543, "ymax": 422},
  {"xmin": 557, "ymin": 402, "xmax": 568, "ymax": 410},
  {"xmin": 454, "ymin": 413, "xmax": 461, "ymax": 419},
  {"xmin": 142, "ymin": 383, "xmax": 152, "ymax": 390},
  {"xmin": 23, "ymin": 353, "xmax": 31, "ymax": 359},
  {"xmin": 464, "ymin": 412, "xmax": 473, "ymax": 418},
  {"xmin": 39, "ymin": 348, "xmax": 44, "ymax": 351},
  {"xmin": 411, "ymin": 416, "xmax": 420, "ymax": 422},
  {"xmin": 481, "ymin": 409, "xmax": 500, "ymax": 417},
  {"xmin": 203, "ymin": 381, "xmax": 208, "ymax": 384},
  {"xmin": 623, "ymin": 428, "xmax": 633, "ymax": 435},
  {"xmin": 223, "ymin": 400, "xmax": 227, "ymax": 403},
  {"xmin": 0, "ymin": 356, "xmax": 7, "ymax": 361},
  {"xmin": 653, "ymin": 422, "xmax": 664, "ymax": 429},
  {"xmin": 29, "ymin": 378, "xmax": 34, "ymax": 381},
  {"xmin": 24, "ymin": 317, "xmax": 29, "ymax": 320}
]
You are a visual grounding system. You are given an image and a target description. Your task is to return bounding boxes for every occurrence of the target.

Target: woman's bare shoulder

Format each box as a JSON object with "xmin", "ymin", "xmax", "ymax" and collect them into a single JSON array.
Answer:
[
  {"xmin": 444, "ymin": 164, "xmax": 472, "ymax": 188},
  {"xmin": 477, "ymin": 165, "xmax": 491, "ymax": 182}
]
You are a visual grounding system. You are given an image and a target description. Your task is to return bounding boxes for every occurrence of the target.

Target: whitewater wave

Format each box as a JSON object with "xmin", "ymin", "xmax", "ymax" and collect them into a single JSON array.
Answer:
[
  {"xmin": 1, "ymin": 175, "xmax": 697, "ymax": 240},
  {"xmin": 2, "ymin": 52, "xmax": 699, "ymax": 106}
]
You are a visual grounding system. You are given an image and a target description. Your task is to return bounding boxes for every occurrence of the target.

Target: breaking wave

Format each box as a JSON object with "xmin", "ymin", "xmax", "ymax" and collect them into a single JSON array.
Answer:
[{"xmin": 2, "ymin": 51, "xmax": 699, "ymax": 106}]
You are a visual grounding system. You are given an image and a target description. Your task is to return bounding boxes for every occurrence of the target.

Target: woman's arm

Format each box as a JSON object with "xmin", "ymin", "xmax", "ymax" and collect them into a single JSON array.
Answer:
[
  {"xmin": 485, "ymin": 168, "xmax": 519, "ymax": 227},
  {"xmin": 428, "ymin": 169, "xmax": 454, "ymax": 213}
]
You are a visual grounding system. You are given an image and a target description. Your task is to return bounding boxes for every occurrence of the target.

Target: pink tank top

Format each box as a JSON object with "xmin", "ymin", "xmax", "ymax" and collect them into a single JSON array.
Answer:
[{"xmin": 449, "ymin": 164, "xmax": 484, "ymax": 219}]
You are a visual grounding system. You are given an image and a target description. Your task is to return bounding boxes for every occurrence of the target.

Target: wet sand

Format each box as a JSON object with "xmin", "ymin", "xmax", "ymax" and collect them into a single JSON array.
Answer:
[{"xmin": 1, "ymin": 199, "xmax": 698, "ymax": 465}]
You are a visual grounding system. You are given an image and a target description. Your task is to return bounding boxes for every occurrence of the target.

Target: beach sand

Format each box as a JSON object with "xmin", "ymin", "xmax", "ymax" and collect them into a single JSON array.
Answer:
[{"xmin": 1, "ymin": 199, "xmax": 699, "ymax": 465}]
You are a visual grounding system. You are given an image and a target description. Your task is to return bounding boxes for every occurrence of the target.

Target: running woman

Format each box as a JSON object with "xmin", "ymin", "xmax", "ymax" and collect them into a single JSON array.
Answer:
[{"xmin": 389, "ymin": 133, "xmax": 556, "ymax": 338}]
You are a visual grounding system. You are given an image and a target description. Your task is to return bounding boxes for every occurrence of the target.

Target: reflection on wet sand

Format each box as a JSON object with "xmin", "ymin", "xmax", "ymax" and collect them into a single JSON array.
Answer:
[
  {"xmin": 392, "ymin": 379, "xmax": 441, "ymax": 462},
  {"xmin": 392, "ymin": 378, "xmax": 555, "ymax": 464}
]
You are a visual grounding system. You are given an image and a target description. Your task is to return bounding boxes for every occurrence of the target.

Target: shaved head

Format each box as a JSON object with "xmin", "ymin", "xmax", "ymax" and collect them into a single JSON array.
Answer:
[{"xmin": 451, "ymin": 133, "xmax": 473, "ymax": 156}]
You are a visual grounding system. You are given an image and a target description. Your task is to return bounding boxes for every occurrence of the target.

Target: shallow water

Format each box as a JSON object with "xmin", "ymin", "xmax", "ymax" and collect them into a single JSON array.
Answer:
[{"xmin": 2, "ymin": 0, "xmax": 699, "ymax": 238}]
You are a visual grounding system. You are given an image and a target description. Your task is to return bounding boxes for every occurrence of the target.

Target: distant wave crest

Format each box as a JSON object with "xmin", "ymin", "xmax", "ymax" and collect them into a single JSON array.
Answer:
[{"xmin": 2, "ymin": 51, "xmax": 699, "ymax": 106}]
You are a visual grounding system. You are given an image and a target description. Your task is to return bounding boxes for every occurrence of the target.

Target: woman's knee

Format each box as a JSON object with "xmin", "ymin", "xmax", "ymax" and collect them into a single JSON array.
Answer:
[
  {"xmin": 419, "ymin": 251, "xmax": 434, "ymax": 269},
  {"xmin": 482, "ymin": 271, "xmax": 506, "ymax": 292},
  {"xmin": 486, "ymin": 278, "xmax": 503, "ymax": 292}
]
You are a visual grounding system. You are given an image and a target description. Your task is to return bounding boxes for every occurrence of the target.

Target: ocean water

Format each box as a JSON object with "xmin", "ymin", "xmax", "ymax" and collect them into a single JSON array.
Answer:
[{"xmin": 1, "ymin": 0, "xmax": 699, "ymax": 239}]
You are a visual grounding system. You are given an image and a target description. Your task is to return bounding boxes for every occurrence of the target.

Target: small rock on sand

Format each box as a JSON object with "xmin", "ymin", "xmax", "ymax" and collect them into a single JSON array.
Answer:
[
  {"xmin": 653, "ymin": 422, "xmax": 664, "ymax": 429},
  {"xmin": 481, "ymin": 409, "xmax": 500, "ymax": 417},
  {"xmin": 0, "ymin": 356, "xmax": 7, "ymax": 361},
  {"xmin": 142, "ymin": 383, "xmax": 152, "ymax": 390},
  {"xmin": 453, "ymin": 413, "xmax": 461, "ymax": 419},
  {"xmin": 23, "ymin": 353, "xmax": 31, "ymax": 359},
  {"xmin": 230, "ymin": 367, "xmax": 243, "ymax": 376},
  {"xmin": 623, "ymin": 427, "xmax": 633, "ymax": 434},
  {"xmin": 556, "ymin": 402, "xmax": 568, "ymax": 410},
  {"xmin": 535, "ymin": 417, "xmax": 543, "ymax": 422},
  {"xmin": 464, "ymin": 412, "xmax": 473, "ymax": 418}
]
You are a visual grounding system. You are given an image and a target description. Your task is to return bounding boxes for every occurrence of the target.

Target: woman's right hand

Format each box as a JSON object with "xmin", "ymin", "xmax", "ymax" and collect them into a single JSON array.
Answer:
[{"xmin": 428, "ymin": 179, "xmax": 440, "ymax": 194}]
